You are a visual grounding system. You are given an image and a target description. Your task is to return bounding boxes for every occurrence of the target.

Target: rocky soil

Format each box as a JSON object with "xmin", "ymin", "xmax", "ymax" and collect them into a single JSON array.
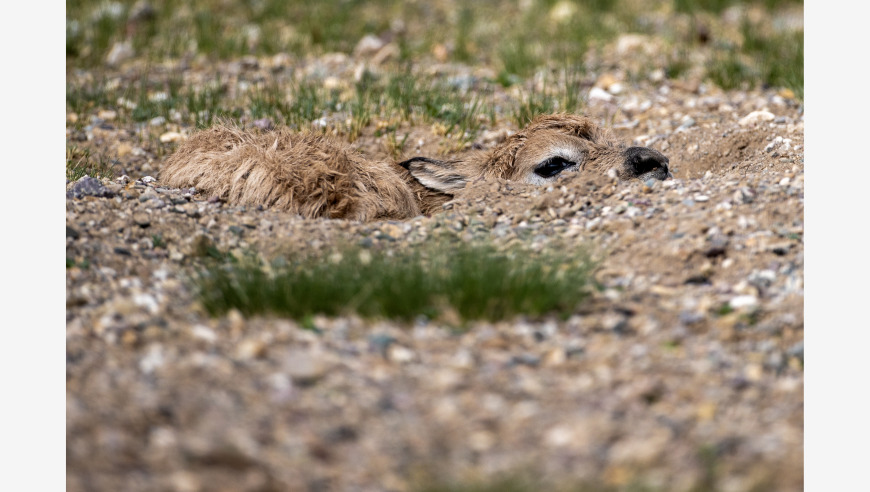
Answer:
[{"xmin": 66, "ymin": 53, "xmax": 804, "ymax": 491}]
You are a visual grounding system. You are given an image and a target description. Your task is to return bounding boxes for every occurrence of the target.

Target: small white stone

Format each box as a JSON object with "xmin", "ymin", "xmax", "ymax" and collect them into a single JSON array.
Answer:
[
  {"xmin": 117, "ymin": 97, "xmax": 137, "ymax": 110},
  {"xmin": 97, "ymin": 109, "xmax": 117, "ymax": 121},
  {"xmin": 139, "ymin": 344, "xmax": 164, "ymax": 374},
  {"xmin": 388, "ymin": 345, "xmax": 416, "ymax": 363},
  {"xmin": 235, "ymin": 339, "xmax": 266, "ymax": 360},
  {"xmin": 354, "ymin": 34, "xmax": 385, "ymax": 57},
  {"xmin": 159, "ymin": 131, "xmax": 185, "ymax": 143},
  {"xmin": 694, "ymin": 194, "xmax": 710, "ymax": 202},
  {"xmin": 764, "ymin": 136, "xmax": 784, "ymax": 152},
  {"xmin": 133, "ymin": 293, "xmax": 159, "ymax": 314},
  {"xmin": 729, "ymin": 295, "xmax": 759, "ymax": 309},
  {"xmin": 284, "ymin": 350, "xmax": 330, "ymax": 383},
  {"xmin": 191, "ymin": 325, "xmax": 218, "ymax": 343},
  {"xmin": 739, "ymin": 110, "xmax": 776, "ymax": 126},
  {"xmin": 106, "ymin": 41, "xmax": 134, "ymax": 66},
  {"xmin": 588, "ymin": 87, "xmax": 614, "ymax": 103},
  {"xmin": 549, "ymin": 1, "xmax": 577, "ymax": 23},
  {"xmin": 545, "ymin": 425, "xmax": 574, "ymax": 447}
]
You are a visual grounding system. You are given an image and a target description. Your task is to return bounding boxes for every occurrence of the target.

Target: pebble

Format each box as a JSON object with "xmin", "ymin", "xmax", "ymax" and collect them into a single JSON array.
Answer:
[
  {"xmin": 679, "ymin": 311, "xmax": 704, "ymax": 325},
  {"xmin": 138, "ymin": 344, "xmax": 164, "ymax": 374},
  {"xmin": 678, "ymin": 117, "xmax": 696, "ymax": 130},
  {"xmin": 732, "ymin": 187, "xmax": 755, "ymax": 204},
  {"xmin": 589, "ymin": 87, "xmax": 615, "ymax": 103},
  {"xmin": 379, "ymin": 223, "xmax": 405, "ymax": 240},
  {"xmin": 129, "ymin": 1, "xmax": 156, "ymax": 22},
  {"xmin": 97, "ymin": 110, "xmax": 117, "ymax": 121},
  {"xmin": 133, "ymin": 212, "xmax": 151, "ymax": 227},
  {"xmin": 185, "ymin": 205, "xmax": 202, "ymax": 219},
  {"xmin": 480, "ymin": 129, "xmax": 510, "ymax": 145},
  {"xmin": 105, "ymin": 41, "xmax": 134, "ymax": 66},
  {"xmin": 283, "ymin": 350, "xmax": 329, "ymax": 384},
  {"xmin": 252, "ymin": 118, "xmax": 273, "ymax": 130},
  {"xmin": 747, "ymin": 270, "xmax": 776, "ymax": 289},
  {"xmin": 68, "ymin": 176, "xmax": 114, "ymax": 199},
  {"xmin": 190, "ymin": 325, "xmax": 218, "ymax": 343},
  {"xmin": 354, "ymin": 34, "xmax": 385, "ymax": 57},
  {"xmin": 550, "ymin": 1, "xmax": 578, "ymax": 23},
  {"xmin": 159, "ymin": 131, "xmax": 185, "ymax": 143},
  {"xmin": 704, "ymin": 235, "xmax": 729, "ymax": 258},
  {"xmin": 787, "ymin": 341, "xmax": 804, "ymax": 362},
  {"xmin": 744, "ymin": 363, "xmax": 764, "ymax": 382},
  {"xmin": 729, "ymin": 295, "xmax": 759, "ymax": 310},
  {"xmin": 236, "ymin": 339, "xmax": 267, "ymax": 360},
  {"xmin": 369, "ymin": 334, "xmax": 397, "ymax": 356},
  {"xmin": 739, "ymin": 110, "xmax": 776, "ymax": 126},
  {"xmin": 387, "ymin": 345, "xmax": 417, "ymax": 364}
]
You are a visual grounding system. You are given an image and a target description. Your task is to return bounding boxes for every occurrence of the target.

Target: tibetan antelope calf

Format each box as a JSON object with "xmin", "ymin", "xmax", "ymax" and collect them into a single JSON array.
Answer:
[{"xmin": 160, "ymin": 114, "xmax": 670, "ymax": 221}]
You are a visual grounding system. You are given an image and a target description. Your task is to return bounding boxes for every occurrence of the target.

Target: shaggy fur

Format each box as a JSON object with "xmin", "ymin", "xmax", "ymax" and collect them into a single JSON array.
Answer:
[
  {"xmin": 161, "ymin": 126, "xmax": 420, "ymax": 221},
  {"xmin": 160, "ymin": 113, "xmax": 670, "ymax": 221}
]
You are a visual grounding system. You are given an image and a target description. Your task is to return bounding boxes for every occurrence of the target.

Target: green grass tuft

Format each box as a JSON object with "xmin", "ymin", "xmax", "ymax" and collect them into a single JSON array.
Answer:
[
  {"xmin": 741, "ymin": 21, "xmax": 803, "ymax": 98},
  {"xmin": 707, "ymin": 53, "xmax": 755, "ymax": 91},
  {"xmin": 193, "ymin": 241, "xmax": 595, "ymax": 322},
  {"xmin": 67, "ymin": 146, "xmax": 114, "ymax": 182},
  {"xmin": 511, "ymin": 67, "xmax": 584, "ymax": 127},
  {"xmin": 706, "ymin": 15, "xmax": 803, "ymax": 98}
]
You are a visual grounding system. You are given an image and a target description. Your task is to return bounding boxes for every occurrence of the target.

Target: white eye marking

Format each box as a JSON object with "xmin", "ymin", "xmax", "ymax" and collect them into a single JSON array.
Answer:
[{"xmin": 527, "ymin": 149, "xmax": 584, "ymax": 183}]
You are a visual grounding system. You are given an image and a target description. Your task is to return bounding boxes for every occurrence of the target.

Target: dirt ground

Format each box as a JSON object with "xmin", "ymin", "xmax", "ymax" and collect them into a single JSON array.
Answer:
[{"xmin": 66, "ymin": 49, "xmax": 803, "ymax": 491}]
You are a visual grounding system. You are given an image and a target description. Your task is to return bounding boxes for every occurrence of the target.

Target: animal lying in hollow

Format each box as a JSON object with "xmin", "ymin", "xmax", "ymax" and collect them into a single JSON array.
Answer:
[{"xmin": 160, "ymin": 113, "xmax": 670, "ymax": 221}]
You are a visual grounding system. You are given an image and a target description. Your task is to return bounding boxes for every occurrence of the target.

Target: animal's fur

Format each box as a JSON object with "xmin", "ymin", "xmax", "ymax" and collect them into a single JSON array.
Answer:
[
  {"xmin": 160, "ymin": 126, "xmax": 420, "ymax": 221},
  {"xmin": 160, "ymin": 113, "xmax": 670, "ymax": 221}
]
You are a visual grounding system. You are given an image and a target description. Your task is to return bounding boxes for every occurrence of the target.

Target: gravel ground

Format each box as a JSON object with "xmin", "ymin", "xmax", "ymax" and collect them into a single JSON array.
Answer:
[{"xmin": 66, "ymin": 50, "xmax": 803, "ymax": 491}]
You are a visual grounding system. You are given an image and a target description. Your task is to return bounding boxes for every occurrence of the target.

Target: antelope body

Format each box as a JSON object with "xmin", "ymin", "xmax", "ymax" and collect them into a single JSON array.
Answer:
[{"xmin": 160, "ymin": 114, "xmax": 670, "ymax": 221}]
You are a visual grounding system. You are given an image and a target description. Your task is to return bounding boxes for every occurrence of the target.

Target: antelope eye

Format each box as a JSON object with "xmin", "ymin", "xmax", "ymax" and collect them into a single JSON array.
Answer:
[{"xmin": 534, "ymin": 156, "xmax": 575, "ymax": 178}]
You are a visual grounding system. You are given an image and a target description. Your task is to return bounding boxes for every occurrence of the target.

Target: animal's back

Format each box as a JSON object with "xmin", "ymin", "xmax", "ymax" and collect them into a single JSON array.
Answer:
[{"xmin": 160, "ymin": 125, "xmax": 421, "ymax": 221}]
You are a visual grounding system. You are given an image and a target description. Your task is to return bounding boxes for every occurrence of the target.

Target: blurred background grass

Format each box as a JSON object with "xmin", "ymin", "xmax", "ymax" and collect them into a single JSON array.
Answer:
[
  {"xmin": 67, "ymin": 0, "xmax": 803, "ymax": 97},
  {"xmin": 66, "ymin": 0, "xmax": 803, "ymax": 172}
]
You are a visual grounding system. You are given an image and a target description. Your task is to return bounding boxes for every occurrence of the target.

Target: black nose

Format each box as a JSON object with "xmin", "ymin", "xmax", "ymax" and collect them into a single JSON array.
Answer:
[{"xmin": 625, "ymin": 146, "xmax": 670, "ymax": 179}]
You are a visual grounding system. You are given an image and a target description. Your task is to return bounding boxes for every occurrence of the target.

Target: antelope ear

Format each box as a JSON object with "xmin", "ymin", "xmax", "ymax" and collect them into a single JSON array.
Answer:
[{"xmin": 399, "ymin": 157, "xmax": 468, "ymax": 193}]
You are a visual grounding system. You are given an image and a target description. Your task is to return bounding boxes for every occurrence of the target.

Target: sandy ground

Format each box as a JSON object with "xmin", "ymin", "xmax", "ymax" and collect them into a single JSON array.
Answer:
[{"xmin": 66, "ymin": 52, "xmax": 803, "ymax": 491}]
